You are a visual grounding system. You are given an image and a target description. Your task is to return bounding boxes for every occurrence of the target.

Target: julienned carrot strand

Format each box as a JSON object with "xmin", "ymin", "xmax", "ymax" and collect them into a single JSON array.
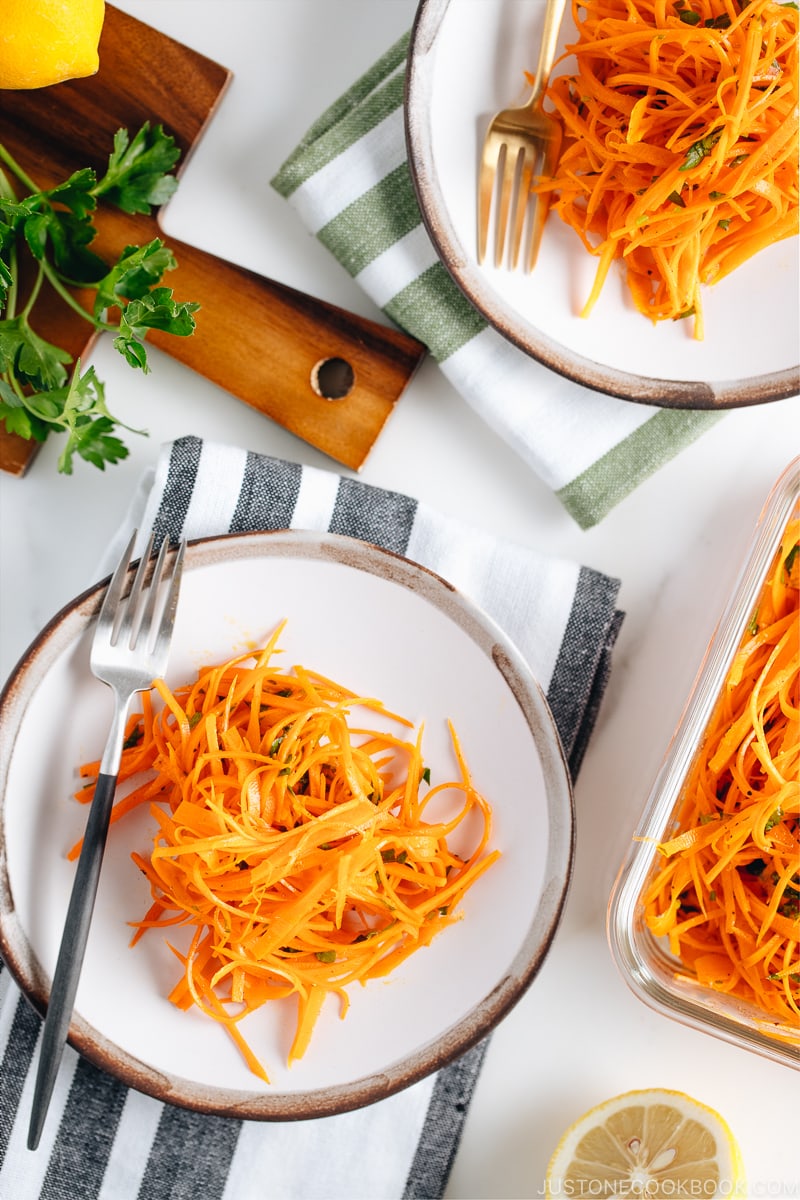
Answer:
[
  {"xmin": 538, "ymin": 0, "xmax": 799, "ymax": 337},
  {"xmin": 643, "ymin": 514, "xmax": 800, "ymax": 1021},
  {"xmin": 74, "ymin": 627, "xmax": 499, "ymax": 1081}
]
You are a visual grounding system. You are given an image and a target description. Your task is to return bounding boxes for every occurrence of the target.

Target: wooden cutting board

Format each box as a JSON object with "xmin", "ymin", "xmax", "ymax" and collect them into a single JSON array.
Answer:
[{"xmin": 0, "ymin": 5, "xmax": 425, "ymax": 476}]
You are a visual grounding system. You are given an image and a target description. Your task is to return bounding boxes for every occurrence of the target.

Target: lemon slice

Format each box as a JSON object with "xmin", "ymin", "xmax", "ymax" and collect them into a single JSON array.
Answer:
[{"xmin": 545, "ymin": 1089, "xmax": 746, "ymax": 1199}]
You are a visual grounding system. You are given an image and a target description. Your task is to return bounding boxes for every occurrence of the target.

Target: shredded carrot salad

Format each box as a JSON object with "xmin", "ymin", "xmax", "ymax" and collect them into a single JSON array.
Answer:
[
  {"xmin": 540, "ymin": 0, "xmax": 799, "ymax": 337},
  {"xmin": 73, "ymin": 625, "xmax": 498, "ymax": 1081},
  {"xmin": 643, "ymin": 513, "xmax": 800, "ymax": 1022}
]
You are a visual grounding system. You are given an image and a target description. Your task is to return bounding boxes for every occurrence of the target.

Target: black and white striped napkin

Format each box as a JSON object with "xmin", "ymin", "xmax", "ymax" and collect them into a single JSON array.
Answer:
[{"xmin": 0, "ymin": 436, "xmax": 622, "ymax": 1200}]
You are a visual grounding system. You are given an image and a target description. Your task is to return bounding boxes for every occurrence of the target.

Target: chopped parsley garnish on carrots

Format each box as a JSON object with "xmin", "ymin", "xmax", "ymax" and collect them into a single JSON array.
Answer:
[{"xmin": 680, "ymin": 128, "xmax": 723, "ymax": 170}]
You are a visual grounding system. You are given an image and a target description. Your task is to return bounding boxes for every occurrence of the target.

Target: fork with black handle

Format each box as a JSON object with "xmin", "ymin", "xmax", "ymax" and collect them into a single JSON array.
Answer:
[{"xmin": 28, "ymin": 530, "xmax": 186, "ymax": 1151}]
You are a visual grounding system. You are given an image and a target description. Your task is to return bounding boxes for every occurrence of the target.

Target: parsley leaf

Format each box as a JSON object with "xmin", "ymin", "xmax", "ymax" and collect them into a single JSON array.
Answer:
[
  {"xmin": 0, "ymin": 381, "xmax": 46, "ymax": 442},
  {"xmin": 114, "ymin": 287, "xmax": 200, "ymax": 371},
  {"xmin": 0, "ymin": 315, "xmax": 72, "ymax": 389},
  {"xmin": 47, "ymin": 363, "xmax": 137, "ymax": 473},
  {"xmin": 680, "ymin": 128, "xmax": 723, "ymax": 171},
  {"xmin": 93, "ymin": 238, "xmax": 176, "ymax": 315},
  {"xmin": 30, "ymin": 209, "xmax": 108, "ymax": 281},
  {"xmin": 93, "ymin": 123, "xmax": 181, "ymax": 215}
]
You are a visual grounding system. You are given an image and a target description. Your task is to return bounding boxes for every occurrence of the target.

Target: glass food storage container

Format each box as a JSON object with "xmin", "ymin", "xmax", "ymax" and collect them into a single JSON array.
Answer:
[{"xmin": 608, "ymin": 457, "xmax": 800, "ymax": 1070}]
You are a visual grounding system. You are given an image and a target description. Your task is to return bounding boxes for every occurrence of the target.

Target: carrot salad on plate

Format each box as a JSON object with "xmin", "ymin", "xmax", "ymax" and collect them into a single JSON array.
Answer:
[
  {"xmin": 72, "ymin": 624, "xmax": 498, "ymax": 1081},
  {"xmin": 540, "ymin": 0, "xmax": 799, "ymax": 338}
]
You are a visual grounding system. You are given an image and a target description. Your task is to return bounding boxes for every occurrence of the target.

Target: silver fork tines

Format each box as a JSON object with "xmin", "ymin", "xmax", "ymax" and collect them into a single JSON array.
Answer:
[{"xmin": 28, "ymin": 530, "xmax": 186, "ymax": 1151}]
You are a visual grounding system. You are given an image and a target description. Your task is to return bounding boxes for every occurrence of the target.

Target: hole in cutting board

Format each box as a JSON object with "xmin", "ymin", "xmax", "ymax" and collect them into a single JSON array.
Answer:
[{"xmin": 311, "ymin": 357, "xmax": 355, "ymax": 401}]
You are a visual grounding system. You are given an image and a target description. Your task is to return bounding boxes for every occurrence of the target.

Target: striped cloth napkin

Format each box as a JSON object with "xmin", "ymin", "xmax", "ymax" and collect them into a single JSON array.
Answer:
[
  {"xmin": 271, "ymin": 32, "xmax": 722, "ymax": 530},
  {"xmin": 0, "ymin": 436, "xmax": 622, "ymax": 1200}
]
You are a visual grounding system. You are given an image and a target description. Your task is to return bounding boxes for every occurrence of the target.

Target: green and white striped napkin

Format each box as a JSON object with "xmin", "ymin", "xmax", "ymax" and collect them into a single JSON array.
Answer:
[{"xmin": 271, "ymin": 32, "xmax": 722, "ymax": 530}]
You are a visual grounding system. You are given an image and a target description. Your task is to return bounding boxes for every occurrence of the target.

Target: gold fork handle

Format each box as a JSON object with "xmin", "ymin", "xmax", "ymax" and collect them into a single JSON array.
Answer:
[{"xmin": 528, "ymin": 0, "xmax": 569, "ymax": 106}]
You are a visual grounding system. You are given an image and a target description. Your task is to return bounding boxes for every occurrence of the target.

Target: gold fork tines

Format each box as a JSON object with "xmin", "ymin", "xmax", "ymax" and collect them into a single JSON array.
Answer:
[{"xmin": 477, "ymin": 0, "xmax": 568, "ymax": 272}]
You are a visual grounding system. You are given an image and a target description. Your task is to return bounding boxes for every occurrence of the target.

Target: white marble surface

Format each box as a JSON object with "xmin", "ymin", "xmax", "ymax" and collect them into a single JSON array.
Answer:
[{"xmin": 0, "ymin": 1, "xmax": 798, "ymax": 1194}]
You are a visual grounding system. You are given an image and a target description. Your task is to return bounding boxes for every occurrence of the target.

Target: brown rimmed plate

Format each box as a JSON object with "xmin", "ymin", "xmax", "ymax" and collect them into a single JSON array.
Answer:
[
  {"xmin": 406, "ymin": 0, "xmax": 800, "ymax": 408},
  {"xmin": 0, "ymin": 531, "xmax": 573, "ymax": 1119}
]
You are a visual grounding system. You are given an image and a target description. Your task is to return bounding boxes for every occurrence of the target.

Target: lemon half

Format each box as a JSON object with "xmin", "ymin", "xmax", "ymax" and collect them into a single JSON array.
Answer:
[
  {"xmin": 0, "ymin": 0, "xmax": 106, "ymax": 90},
  {"xmin": 545, "ymin": 1088, "xmax": 746, "ymax": 1199}
]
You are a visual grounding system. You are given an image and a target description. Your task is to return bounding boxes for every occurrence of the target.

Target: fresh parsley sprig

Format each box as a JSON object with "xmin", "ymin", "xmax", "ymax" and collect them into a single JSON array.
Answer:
[{"xmin": 0, "ymin": 122, "xmax": 199, "ymax": 473}]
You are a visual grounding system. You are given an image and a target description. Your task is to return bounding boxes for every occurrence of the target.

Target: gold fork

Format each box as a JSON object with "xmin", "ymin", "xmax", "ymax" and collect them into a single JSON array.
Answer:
[{"xmin": 477, "ymin": 0, "xmax": 568, "ymax": 272}]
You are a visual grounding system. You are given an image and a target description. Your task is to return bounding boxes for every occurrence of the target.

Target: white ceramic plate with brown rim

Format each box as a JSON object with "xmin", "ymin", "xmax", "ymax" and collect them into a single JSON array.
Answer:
[
  {"xmin": 0, "ymin": 530, "xmax": 573, "ymax": 1120},
  {"xmin": 406, "ymin": 0, "xmax": 800, "ymax": 408}
]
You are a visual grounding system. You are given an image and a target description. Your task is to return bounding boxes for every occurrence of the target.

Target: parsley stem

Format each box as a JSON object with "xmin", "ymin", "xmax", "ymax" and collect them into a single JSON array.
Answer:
[
  {"xmin": 0, "ymin": 142, "xmax": 38, "ymax": 196},
  {"xmin": 1, "ymin": 364, "xmax": 27, "ymax": 402},
  {"xmin": 38, "ymin": 259, "xmax": 116, "ymax": 332},
  {"xmin": 0, "ymin": 168, "xmax": 19, "ymax": 317},
  {"xmin": 0, "ymin": 165, "xmax": 17, "ymax": 204},
  {"xmin": 19, "ymin": 265, "xmax": 44, "ymax": 321}
]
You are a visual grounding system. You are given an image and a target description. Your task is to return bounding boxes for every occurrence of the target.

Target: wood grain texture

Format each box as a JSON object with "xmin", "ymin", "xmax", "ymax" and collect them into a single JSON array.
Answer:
[{"xmin": 0, "ymin": 5, "xmax": 425, "ymax": 476}]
